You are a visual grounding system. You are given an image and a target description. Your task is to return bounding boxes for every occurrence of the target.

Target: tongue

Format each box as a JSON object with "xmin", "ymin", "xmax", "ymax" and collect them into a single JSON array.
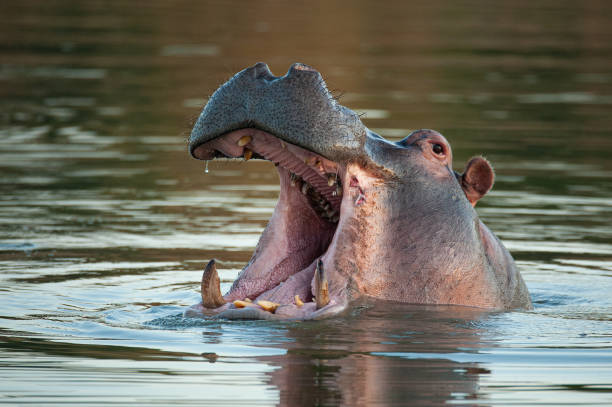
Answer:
[{"xmin": 253, "ymin": 259, "xmax": 318, "ymax": 304}]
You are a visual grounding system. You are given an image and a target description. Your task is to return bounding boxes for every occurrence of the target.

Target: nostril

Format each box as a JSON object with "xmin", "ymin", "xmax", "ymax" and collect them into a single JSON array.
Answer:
[
  {"xmin": 252, "ymin": 62, "xmax": 274, "ymax": 79},
  {"xmin": 291, "ymin": 63, "xmax": 316, "ymax": 72},
  {"xmin": 287, "ymin": 62, "xmax": 321, "ymax": 78}
]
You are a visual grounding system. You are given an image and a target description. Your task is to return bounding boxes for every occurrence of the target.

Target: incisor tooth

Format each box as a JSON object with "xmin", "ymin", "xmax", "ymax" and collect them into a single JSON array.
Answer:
[
  {"xmin": 201, "ymin": 259, "xmax": 226, "ymax": 308},
  {"xmin": 257, "ymin": 300, "xmax": 280, "ymax": 313},
  {"xmin": 233, "ymin": 300, "xmax": 252, "ymax": 308},
  {"xmin": 243, "ymin": 148, "xmax": 253, "ymax": 161},
  {"xmin": 237, "ymin": 135, "xmax": 252, "ymax": 146},
  {"xmin": 243, "ymin": 298, "xmax": 252, "ymax": 303},
  {"xmin": 294, "ymin": 295, "xmax": 304, "ymax": 307},
  {"xmin": 315, "ymin": 259, "xmax": 330, "ymax": 309}
]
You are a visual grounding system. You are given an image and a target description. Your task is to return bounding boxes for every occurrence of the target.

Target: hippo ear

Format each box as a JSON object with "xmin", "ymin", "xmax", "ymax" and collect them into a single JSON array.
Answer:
[{"xmin": 460, "ymin": 156, "xmax": 495, "ymax": 206}]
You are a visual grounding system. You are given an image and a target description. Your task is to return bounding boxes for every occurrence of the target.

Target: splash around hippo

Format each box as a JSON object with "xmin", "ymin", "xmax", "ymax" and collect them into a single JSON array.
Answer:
[{"xmin": 184, "ymin": 62, "xmax": 532, "ymax": 320}]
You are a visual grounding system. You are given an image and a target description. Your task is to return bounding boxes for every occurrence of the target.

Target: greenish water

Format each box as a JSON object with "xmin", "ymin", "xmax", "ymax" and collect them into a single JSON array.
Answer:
[{"xmin": 1, "ymin": 0, "xmax": 611, "ymax": 405}]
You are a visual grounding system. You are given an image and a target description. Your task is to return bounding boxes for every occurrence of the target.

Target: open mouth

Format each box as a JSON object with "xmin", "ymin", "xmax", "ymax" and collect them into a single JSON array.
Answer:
[{"xmin": 191, "ymin": 127, "xmax": 355, "ymax": 318}]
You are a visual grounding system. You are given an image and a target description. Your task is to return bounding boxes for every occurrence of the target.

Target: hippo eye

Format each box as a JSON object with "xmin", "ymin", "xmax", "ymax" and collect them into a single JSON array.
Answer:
[{"xmin": 432, "ymin": 143, "xmax": 444, "ymax": 155}]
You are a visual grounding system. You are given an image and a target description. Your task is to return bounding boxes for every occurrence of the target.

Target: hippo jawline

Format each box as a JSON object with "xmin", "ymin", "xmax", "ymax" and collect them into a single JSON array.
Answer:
[{"xmin": 188, "ymin": 126, "xmax": 352, "ymax": 319}]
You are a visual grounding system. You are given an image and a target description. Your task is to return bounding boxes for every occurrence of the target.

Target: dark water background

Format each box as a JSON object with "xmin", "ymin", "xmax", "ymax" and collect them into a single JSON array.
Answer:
[{"xmin": 1, "ymin": 1, "xmax": 611, "ymax": 405}]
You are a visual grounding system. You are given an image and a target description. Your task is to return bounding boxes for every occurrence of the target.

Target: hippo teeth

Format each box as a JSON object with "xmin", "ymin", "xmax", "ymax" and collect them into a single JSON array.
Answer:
[
  {"xmin": 237, "ymin": 135, "xmax": 252, "ymax": 146},
  {"xmin": 327, "ymin": 174, "xmax": 337, "ymax": 186},
  {"xmin": 233, "ymin": 299, "xmax": 257, "ymax": 309},
  {"xmin": 200, "ymin": 259, "xmax": 226, "ymax": 308},
  {"xmin": 195, "ymin": 128, "xmax": 343, "ymax": 219},
  {"xmin": 314, "ymin": 259, "xmax": 330, "ymax": 309},
  {"xmin": 289, "ymin": 171, "xmax": 340, "ymax": 223},
  {"xmin": 256, "ymin": 300, "xmax": 280, "ymax": 312}
]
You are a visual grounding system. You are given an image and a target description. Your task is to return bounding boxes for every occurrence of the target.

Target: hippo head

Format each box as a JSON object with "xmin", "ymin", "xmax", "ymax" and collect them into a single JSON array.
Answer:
[{"xmin": 186, "ymin": 63, "xmax": 531, "ymax": 320}]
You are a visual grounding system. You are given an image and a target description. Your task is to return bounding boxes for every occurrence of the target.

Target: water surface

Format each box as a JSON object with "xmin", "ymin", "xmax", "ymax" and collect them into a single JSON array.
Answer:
[{"xmin": 1, "ymin": 1, "xmax": 611, "ymax": 405}]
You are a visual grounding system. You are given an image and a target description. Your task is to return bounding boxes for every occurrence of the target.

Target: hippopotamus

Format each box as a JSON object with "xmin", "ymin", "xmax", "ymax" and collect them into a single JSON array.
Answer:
[{"xmin": 185, "ymin": 62, "xmax": 532, "ymax": 320}]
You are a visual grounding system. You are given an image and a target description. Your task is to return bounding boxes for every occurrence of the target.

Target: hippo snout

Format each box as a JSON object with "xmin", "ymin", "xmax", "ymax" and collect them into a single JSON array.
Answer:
[{"xmin": 189, "ymin": 62, "xmax": 368, "ymax": 163}]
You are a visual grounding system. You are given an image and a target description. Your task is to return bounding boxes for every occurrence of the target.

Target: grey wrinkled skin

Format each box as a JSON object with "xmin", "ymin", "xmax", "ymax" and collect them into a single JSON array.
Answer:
[
  {"xmin": 189, "ymin": 62, "xmax": 532, "ymax": 313},
  {"xmin": 190, "ymin": 62, "xmax": 375, "ymax": 165}
]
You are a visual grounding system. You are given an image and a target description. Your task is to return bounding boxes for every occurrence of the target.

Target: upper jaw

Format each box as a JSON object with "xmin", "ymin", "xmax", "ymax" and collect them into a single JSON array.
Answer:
[
  {"xmin": 188, "ymin": 62, "xmax": 369, "ymax": 164},
  {"xmin": 193, "ymin": 128, "xmax": 343, "ymax": 211}
]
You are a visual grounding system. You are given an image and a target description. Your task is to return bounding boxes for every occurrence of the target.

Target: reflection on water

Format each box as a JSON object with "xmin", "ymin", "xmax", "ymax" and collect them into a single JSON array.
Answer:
[
  {"xmin": 262, "ymin": 304, "xmax": 490, "ymax": 406},
  {"xmin": 1, "ymin": 0, "xmax": 611, "ymax": 405}
]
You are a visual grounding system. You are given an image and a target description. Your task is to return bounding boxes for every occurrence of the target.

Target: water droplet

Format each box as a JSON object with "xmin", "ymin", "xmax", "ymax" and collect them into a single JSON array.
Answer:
[{"xmin": 204, "ymin": 160, "xmax": 209, "ymax": 173}]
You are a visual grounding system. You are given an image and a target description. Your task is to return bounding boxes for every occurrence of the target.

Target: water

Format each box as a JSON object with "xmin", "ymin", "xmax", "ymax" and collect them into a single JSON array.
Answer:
[{"xmin": 1, "ymin": 0, "xmax": 611, "ymax": 405}]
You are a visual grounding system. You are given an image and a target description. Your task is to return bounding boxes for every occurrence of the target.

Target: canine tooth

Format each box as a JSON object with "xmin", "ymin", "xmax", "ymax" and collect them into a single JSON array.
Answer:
[
  {"xmin": 257, "ymin": 300, "xmax": 280, "ymax": 313},
  {"xmin": 294, "ymin": 295, "xmax": 304, "ymax": 307},
  {"xmin": 336, "ymin": 185, "xmax": 343, "ymax": 196},
  {"xmin": 301, "ymin": 183, "xmax": 309, "ymax": 195},
  {"xmin": 237, "ymin": 135, "xmax": 252, "ymax": 146},
  {"xmin": 243, "ymin": 148, "xmax": 253, "ymax": 161},
  {"xmin": 290, "ymin": 172, "xmax": 297, "ymax": 186},
  {"xmin": 315, "ymin": 259, "xmax": 330, "ymax": 309},
  {"xmin": 280, "ymin": 140, "xmax": 286, "ymax": 149},
  {"xmin": 331, "ymin": 214, "xmax": 339, "ymax": 223},
  {"xmin": 200, "ymin": 259, "xmax": 226, "ymax": 308}
]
